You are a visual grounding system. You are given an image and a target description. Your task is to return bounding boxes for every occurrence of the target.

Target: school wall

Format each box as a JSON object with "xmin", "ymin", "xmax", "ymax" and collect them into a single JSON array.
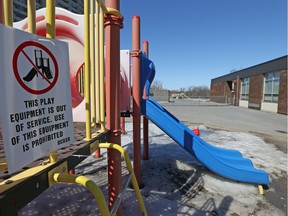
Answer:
[
  {"xmin": 278, "ymin": 70, "xmax": 287, "ymax": 114},
  {"xmin": 210, "ymin": 56, "xmax": 287, "ymax": 115},
  {"xmin": 210, "ymin": 80, "xmax": 239, "ymax": 105},
  {"xmin": 248, "ymin": 75, "xmax": 263, "ymax": 110}
]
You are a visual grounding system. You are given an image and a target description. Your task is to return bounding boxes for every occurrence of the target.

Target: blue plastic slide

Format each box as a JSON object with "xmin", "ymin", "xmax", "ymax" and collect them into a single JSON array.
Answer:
[
  {"xmin": 142, "ymin": 98, "xmax": 270, "ymax": 185},
  {"xmin": 140, "ymin": 55, "xmax": 270, "ymax": 185}
]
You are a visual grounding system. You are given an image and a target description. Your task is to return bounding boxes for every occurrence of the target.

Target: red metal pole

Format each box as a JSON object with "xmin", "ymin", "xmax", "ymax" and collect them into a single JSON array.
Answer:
[
  {"xmin": 132, "ymin": 15, "xmax": 142, "ymax": 185},
  {"xmin": 142, "ymin": 40, "xmax": 149, "ymax": 58},
  {"xmin": 104, "ymin": 0, "xmax": 123, "ymax": 214},
  {"xmin": 142, "ymin": 40, "xmax": 149, "ymax": 160},
  {"xmin": 121, "ymin": 116, "xmax": 125, "ymax": 134},
  {"xmin": 0, "ymin": 0, "xmax": 3, "ymax": 24}
]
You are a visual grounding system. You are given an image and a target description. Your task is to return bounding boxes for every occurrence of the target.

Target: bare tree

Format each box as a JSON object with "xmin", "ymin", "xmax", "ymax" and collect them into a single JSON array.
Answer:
[
  {"xmin": 185, "ymin": 85, "xmax": 210, "ymax": 96},
  {"xmin": 178, "ymin": 87, "xmax": 186, "ymax": 93},
  {"xmin": 151, "ymin": 80, "xmax": 163, "ymax": 90}
]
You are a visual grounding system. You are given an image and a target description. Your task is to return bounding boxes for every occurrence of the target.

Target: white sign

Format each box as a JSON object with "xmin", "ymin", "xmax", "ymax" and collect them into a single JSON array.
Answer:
[{"xmin": 0, "ymin": 24, "xmax": 74, "ymax": 173}]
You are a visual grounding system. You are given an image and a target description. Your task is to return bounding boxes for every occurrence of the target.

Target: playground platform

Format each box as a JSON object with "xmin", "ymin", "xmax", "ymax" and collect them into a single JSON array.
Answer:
[{"xmin": 0, "ymin": 123, "xmax": 109, "ymax": 216}]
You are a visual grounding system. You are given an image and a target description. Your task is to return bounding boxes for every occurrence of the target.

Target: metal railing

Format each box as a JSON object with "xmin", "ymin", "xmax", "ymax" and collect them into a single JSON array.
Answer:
[{"xmin": 52, "ymin": 142, "xmax": 147, "ymax": 216}]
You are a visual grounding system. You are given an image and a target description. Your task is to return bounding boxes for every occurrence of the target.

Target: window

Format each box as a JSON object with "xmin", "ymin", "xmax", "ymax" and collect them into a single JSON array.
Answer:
[
  {"xmin": 241, "ymin": 77, "xmax": 250, "ymax": 100},
  {"xmin": 264, "ymin": 71, "xmax": 280, "ymax": 103}
]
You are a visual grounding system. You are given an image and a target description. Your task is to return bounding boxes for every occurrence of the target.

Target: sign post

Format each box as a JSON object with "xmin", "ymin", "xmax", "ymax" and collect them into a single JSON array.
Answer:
[{"xmin": 0, "ymin": 24, "xmax": 74, "ymax": 173}]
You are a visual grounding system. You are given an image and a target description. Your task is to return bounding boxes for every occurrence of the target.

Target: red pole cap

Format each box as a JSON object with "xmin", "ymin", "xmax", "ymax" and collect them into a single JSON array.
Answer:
[{"xmin": 133, "ymin": 15, "xmax": 140, "ymax": 19}]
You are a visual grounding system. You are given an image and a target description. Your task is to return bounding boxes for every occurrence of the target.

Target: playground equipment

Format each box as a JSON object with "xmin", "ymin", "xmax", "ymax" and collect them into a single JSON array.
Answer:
[
  {"xmin": 13, "ymin": 7, "xmax": 131, "ymax": 122},
  {"xmin": 0, "ymin": 0, "xmax": 270, "ymax": 215},
  {"xmin": 140, "ymin": 55, "xmax": 270, "ymax": 186},
  {"xmin": 0, "ymin": 1, "xmax": 144, "ymax": 215},
  {"xmin": 128, "ymin": 15, "xmax": 269, "ymax": 190}
]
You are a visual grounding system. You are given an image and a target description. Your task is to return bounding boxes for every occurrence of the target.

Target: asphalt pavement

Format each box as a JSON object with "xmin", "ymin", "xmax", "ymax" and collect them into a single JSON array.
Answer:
[{"xmin": 160, "ymin": 101, "xmax": 287, "ymax": 153}]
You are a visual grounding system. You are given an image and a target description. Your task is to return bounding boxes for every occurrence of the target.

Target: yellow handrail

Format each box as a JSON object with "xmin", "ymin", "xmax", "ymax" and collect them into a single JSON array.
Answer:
[
  {"xmin": 95, "ymin": 142, "xmax": 148, "ymax": 216},
  {"xmin": 97, "ymin": 0, "xmax": 123, "ymax": 19},
  {"xmin": 52, "ymin": 143, "xmax": 147, "ymax": 216},
  {"xmin": 53, "ymin": 173, "xmax": 110, "ymax": 215}
]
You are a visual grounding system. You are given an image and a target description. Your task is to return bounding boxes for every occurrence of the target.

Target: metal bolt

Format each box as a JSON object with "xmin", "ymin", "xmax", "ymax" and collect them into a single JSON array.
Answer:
[{"xmin": 5, "ymin": 180, "xmax": 14, "ymax": 184}]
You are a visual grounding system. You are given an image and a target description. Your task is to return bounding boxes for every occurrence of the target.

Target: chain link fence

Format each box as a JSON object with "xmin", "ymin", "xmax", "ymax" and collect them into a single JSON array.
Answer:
[{"xmin": 167, "ymin": 96, "xmax": 231, "ymax": 106}]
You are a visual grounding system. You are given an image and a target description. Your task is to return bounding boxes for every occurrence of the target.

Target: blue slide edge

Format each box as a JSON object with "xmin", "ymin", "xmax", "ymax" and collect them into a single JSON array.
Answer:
[{"xmin": 143, "ymin": 98, "xmax": 270, "ymax": 185}]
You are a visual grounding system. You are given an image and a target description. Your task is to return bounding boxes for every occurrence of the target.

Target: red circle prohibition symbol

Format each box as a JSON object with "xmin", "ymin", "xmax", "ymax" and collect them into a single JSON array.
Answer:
[{"xmin": 13, "ymin": 41, "xmax": 59, "ymax": 95}]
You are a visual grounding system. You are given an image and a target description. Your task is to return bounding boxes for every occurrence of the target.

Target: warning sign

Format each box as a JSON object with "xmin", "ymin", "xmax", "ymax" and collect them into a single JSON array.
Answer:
[{"xmin": 0, "ymin": 24, "xmax": 74, "ymax": 173}]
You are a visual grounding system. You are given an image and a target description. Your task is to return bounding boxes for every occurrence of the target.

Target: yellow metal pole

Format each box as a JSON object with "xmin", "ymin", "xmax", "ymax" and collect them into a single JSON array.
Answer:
[
  {"xmin": 92, "ymin": 0, "xmax": 101, "ymax": 158},
  {"xmin": 46, "ymin": 0, "xmax": 57, "ymax": 163},
  {"xmin": 46, "ymin": 0, "xmax": 55, "ymax": 39},
  {"xmin": 84, "ymin": 0, "xmax": 91, "ymax": 140},
  {"xmin": 258, "ymin": 185, "xmax": 264, "ymax": 195},
  {"xmin": 53, "ymin": 173, "xmax": 110, "ymax": 215},
  {"xmin": 81, "ymin": 68, "xmax": 85, "ymax": 96},
  {"xmin": 95, "ymin": 0, "xmax": 101, "ymax": 125},
  {"xmin": 0, "ymin": 161, "xmax": 7, "ymax": 171},
  {"xmin": 3, "ymin": 0, "xmax": 12, "ymax": 26},
  {"xmin": 0, "ymin": 0, "xmax": 13, "ymax": 172},
  {"xmin": 78, "ymin": 70, "xmax": 81, "ymax": 94},
  {"xmin": 79, "ymin": 67, "xmax": 84, "ymax": 97},
  {"xmin": 99, "ymin": 6, "xmax": 105, "ymax": 131},
  {"xmin": 27, "ymin": 0, "xmax": 36, "ymax": 34},
  {"xmin": 90, "ymin": 0, "xmax": 96, "ymax": 127}
]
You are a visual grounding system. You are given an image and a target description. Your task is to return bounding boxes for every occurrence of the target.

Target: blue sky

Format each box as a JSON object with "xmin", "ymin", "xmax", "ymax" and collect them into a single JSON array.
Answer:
[{"xmin": 119, "ymin": 0, "xmax": 287, "ymax": 90}]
